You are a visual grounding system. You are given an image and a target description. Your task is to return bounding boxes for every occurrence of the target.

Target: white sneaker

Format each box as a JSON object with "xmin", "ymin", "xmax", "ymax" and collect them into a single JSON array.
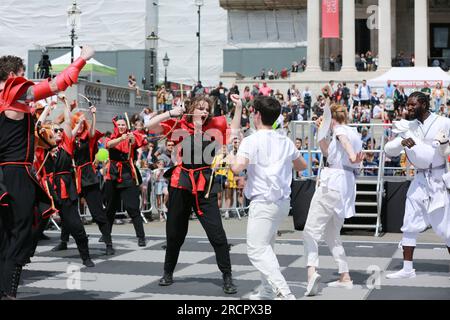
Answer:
[
  {"xmin": 386, "ymin": 269, "xmax": 416, "ymax": 279},
  {"xmin": 275, "ymin": 293, "xmax": 296, "ymax": 300},
  {"xmin": 327, "ymin": 280, "xmax": 353, "ymax": 289},
  {"xmin": 304, "ymin": 272, "xmax": 321, "ymax": 297},
  {"xmin": 248, "ymin": 289, "xmax": 275, "ymax": 300}
]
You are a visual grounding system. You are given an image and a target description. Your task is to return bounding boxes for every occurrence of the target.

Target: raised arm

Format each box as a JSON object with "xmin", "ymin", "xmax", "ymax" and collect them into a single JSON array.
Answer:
[
  {"xmin": 59, "ymin": 95, "xmax": 73, "ymax": 139},
  {"xmin": 36, "ymin": 103, "xmax": 55, "ymax": 127},
  {"xmin": 28, "ymin": 46, "xmax": 95, "ymax": 102},
  {"xmin": 229, "ymin": 94, "xmax": 243, "ymax": 140},
  {"xmin": 145, "ymin": 106, "xmax": 185, "ymax": 133},
  {"xmin": 89, "ymin": 106, "xmax": 97, "ymax": 138}
]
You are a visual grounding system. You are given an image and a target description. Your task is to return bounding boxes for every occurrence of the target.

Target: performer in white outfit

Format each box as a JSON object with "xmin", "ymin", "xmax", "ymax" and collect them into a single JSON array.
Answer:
[
  {"xmin": 303, "ymin": 104, "xmax": 364, "ymax": 296},
  {"xmin": 384, "ymin": 91, "xmax": 450, "ymax": 279},
  {"xmin": 230, "ymin": 95, "xmax": 306, "ymax": 300}
]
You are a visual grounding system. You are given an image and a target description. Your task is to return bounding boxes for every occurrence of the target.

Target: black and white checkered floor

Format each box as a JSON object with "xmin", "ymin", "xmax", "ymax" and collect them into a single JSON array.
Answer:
[{"xmin": 19, "ymin": 234, "xmax": 450, "ymax": 300}]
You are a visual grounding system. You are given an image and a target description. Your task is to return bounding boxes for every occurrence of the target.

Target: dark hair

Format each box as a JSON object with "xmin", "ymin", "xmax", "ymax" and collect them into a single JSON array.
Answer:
[
  {"xmin": 186, "ymin": 95, "xmax": 213, "ymax": 123},
  {"xmin": 0, "ymin": 55, "xmax": 25, "ymax": 82},
  {"xmin": 408, "ymin": 91, "xmax": 430, "ymax": 110},
  {"xmin": 295, "ymin": 138, "xmax": 302, "ymax": 143},
  {"xmin": 253, "ymin": 96, "xmax": 281, "ymax": 126}
]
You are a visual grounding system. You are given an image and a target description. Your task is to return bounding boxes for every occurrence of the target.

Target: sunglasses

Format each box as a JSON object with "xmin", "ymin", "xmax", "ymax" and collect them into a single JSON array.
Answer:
[{"xmin": 53, "ymin": 128, "xmax": 64, "ymax": 133}]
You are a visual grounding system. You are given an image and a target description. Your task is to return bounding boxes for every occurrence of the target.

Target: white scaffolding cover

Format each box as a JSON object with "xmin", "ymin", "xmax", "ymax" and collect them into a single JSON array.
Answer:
[
  {"xmin": 0, "ymin": 0, "xmax": 147, "ymax": 58},
  {"xmin": 157, "ymin": 1, "xmax": 228, "ymax": 87}
]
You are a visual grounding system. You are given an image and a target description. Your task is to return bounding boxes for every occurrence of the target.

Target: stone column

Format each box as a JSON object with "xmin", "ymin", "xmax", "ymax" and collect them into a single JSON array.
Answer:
[
  {"xmin": 341, "ymin": 0, "xmax": 356, "ymax": 72},
  {"xmin": 378, "ymin": 0, "xmax": 392, "ymax": 70},
  {"xmin": 306, "ymin": 0, "xmax": 321, "ymax": 72},
  {"xmin": 414, "ymin": 0, "xmax": 429, "ymax": 67}
]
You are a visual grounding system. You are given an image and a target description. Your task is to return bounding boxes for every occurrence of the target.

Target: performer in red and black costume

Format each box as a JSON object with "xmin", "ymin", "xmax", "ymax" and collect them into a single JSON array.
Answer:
[
  {"xmin": 104, "ymin": 115, "xmax": 147, "ymax": 247},
  {"xmin": 0, "ymin": 46, "xmax": 93, "ymax": 299},
  {"xmin": 146, "ymin": 95, "xmax": 238, "ymax": 294},
  {"xmin": 34, "ymin": 96, "xmax": 94, "ymax": 268},
  {"xmin": 52, "ymin": 107, "xmax": 114, "ymax": 255}
]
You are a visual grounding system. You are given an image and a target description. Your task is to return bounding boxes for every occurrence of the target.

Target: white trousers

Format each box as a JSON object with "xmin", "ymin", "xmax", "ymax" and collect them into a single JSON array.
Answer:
[
  {"xmin": 402, "ymin": 194, "xmax": 450, "ymax": 247},
  {"xmin": 247, "ymin": 199, "xmax": 291, "ymax": 296},
  {"xmin": 303, "ymin": 186, "xmax": 350, "ymax": 273}
]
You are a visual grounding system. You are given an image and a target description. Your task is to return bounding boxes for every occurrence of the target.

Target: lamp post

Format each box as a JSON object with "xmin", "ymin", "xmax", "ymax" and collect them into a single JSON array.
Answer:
[
  {"xmin": 162, "ymin": 53, "xmax": 170, "ymax": 88},
  {"xmin": 194, "ymin": 0, "xmax": 204, "ymax": 83},
  {"xmin": 146, "ymin": 31, "xmax": 159, "ymax": 91},
  {"xmin": 67, "ymin": 1, "xmax": 81, "ymax": 63}
]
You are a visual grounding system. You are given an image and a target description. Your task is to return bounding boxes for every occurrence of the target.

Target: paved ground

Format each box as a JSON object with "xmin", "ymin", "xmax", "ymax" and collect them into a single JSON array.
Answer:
[{"xmin": 18, "ymin": 216, "xmax": 450, "ymax": 300}]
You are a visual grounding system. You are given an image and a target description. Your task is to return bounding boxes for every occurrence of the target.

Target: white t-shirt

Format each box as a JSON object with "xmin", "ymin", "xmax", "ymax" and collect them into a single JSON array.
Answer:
[
  {"xmin": 237, "ymin": 130, "xmax": 301, "ymax": 203},
  {"xmin": 327, "ymin": 125, "xmax": 362, "ymax": 169},
  {"xmin": 359, "ymin": 85, "xmax": 370, "ymax": 100}
]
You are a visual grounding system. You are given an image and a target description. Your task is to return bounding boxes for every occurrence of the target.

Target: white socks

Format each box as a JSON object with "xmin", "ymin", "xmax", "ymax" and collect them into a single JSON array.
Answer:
[{"xmin": 403, "ymin": 260, "xmax": 413, "ymax": 272}]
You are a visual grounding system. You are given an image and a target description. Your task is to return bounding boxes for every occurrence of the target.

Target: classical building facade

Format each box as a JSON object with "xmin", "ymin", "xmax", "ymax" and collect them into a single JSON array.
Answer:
[{"xmin": 220, "ymin": 0, "xmax": 450, "ymax": 78}]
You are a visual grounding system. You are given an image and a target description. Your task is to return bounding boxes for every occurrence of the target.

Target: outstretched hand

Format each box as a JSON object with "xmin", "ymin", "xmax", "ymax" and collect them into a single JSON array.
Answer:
[{"xmin": 350, "ymin": 152, "xmax": 365, "ymax": 164}]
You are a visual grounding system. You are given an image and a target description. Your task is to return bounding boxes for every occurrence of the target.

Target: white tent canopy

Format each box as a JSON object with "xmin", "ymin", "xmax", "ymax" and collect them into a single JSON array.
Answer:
[
  {"xmin": 368, "ymin": 67, "xmax": 450, "ymax": 88},
  {"xmin": 36, "ymin": 46, "xmax": 117, "ymax": 80}
]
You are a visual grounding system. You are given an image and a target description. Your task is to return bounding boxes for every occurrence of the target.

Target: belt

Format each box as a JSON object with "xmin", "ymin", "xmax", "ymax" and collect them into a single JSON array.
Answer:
[
  {"xmin": 327, "ymin": 165, "xmax": 359, "ymax": 176},
  {"xmin": 0, "ymin": 161, "xmax": 32, "ymax": 167},
  {"xmin": 180, "ymin": 165, "xmax": 210, "ymax": 216},
  {"xmin": 108, "ymin": 160, "xmax": 135, "ymax": 184},
  {"xmin": 75, "ymin": 162, "xmax": 95, "ymax": 193},
  {"xmin": 416, "ymin": 164, "xmax": 446, "ymax": 173}
]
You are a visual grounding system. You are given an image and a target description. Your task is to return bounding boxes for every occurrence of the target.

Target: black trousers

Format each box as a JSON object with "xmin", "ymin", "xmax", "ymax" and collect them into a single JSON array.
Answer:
[
  {"xmin": 103, "ymin": 181, "xmax": 145, "ymax": 239},
  {"xmin": 164, "ymin": 187, "xmax": 232, "ymax": 274},
  {"xmin": 60, "ymin": 184, "xmax": 112, "ymax": 244},
  {"xmin": 0, "ymin": 167, "xmax": 35, "ymax": 294},
  {"xmin": 58, "ymin": 199, "xmax": 90, "ymax": 260}
]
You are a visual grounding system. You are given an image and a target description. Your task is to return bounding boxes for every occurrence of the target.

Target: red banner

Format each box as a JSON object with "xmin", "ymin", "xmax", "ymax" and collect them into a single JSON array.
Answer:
[{"xmin": 322, "ymin": 0, "xmax": 340, "ymax": 39}]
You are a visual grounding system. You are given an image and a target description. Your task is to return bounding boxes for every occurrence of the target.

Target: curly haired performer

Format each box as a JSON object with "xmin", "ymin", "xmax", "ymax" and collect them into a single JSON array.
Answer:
[{"xmin": 146, "ymin": 96, "xmax": 238, "ymax": 294}]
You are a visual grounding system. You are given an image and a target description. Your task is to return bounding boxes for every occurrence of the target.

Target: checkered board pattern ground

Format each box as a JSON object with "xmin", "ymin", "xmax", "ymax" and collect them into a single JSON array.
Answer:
[{"xmin": 19, "ymin": 234, "xmax": 450, "ymax": 300}]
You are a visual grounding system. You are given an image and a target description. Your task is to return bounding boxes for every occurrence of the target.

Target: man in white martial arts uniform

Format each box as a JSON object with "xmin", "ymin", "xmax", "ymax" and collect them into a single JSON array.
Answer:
[
  {"xmin": 303, "ymin": 104, "xmax": 364, "ymax": 296},
  {"xmin": 384, "ymin": 91, "xmax": 450, "ymax": 279},
  {"xmin": 230, "ymin": 95, "xmax": 306, "ymax": 300}
]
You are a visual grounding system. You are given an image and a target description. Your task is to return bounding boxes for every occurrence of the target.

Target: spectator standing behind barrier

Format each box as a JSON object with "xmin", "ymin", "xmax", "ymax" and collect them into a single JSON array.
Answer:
[
  {"xmin": 192, "ymin": 81, "xmax": 205, "ymax": 96},
  {"xmin": 165, "ymin": 90, "xmax": 174, "ymax": 112},
  {"xmin": 432, "ymin": 83, "xmax": 445, "ymax": 113},
  {"xmin": 157, "ymin": 85, "xmax": 167, "ymax": 112},
  {"xmin": 342, "ymin": 83, "xmax": 351, "ymax": 108},
  {"xmin": 259, "ymin": 82, "xmax": 272, "ymax": 96},
  {"xmin": 384, "ymin": 80, "xmax": 395, "ymax": 99},
  {"xmin": 358, "ymin": 80, "xmax": 371, "ymax": 107},
  {"xmin": 211, "ymin": 145, "xmax": 229, "ymax": 210},
  {"xmin": 153, "ymin": 159, "xmax": 169, "ymax": 222},
  {"xmin": 302, "ymin": 86, "xmax": 312, "ymax": 117},
  {"xmin": 222, "ymin": 139, "xmax": 241, "ymax": 219},
  {"xmin": 154, "ymin": 140, "xmax": 176, "ymax": 167},
  {"xmin": 421, "ymin": 82, "xmax": 431, "ymax": 99}
]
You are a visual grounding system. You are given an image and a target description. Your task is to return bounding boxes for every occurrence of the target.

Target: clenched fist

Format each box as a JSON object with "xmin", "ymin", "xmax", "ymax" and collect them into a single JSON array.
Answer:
[{"xmin": 80, "ymin": 45, "xmax": 95, "ymax": 61}]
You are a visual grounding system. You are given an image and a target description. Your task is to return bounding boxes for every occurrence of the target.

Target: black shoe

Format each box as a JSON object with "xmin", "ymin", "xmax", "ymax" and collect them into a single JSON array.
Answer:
[
  {"xmin": 158, "ymin": 272, "xmax": 174, "ymax": 286},
  {"xmin": 223, "ymin": 273, "xmax": 237, "ymax": 294},
  {"xmin": 105, "ymin": 245, "xmax": 115, "ymax": 256},
  {"xmin": 138, "ymin": 238, "xmax": 146, "ymax": 247},
  {"xmin": 40, "ymin": 233, "xmax": 51, "ymax": 241},
  {"xmin": 51, "ymin": 241, "xmax": 67, "ymax": 252},
  {"xmin": 98, "ymin": 236, "xmax": 104, "ymax": 243},
  {"xmin": 82, "ymin": 258, "xmax": 95, "ymax": 268}
]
